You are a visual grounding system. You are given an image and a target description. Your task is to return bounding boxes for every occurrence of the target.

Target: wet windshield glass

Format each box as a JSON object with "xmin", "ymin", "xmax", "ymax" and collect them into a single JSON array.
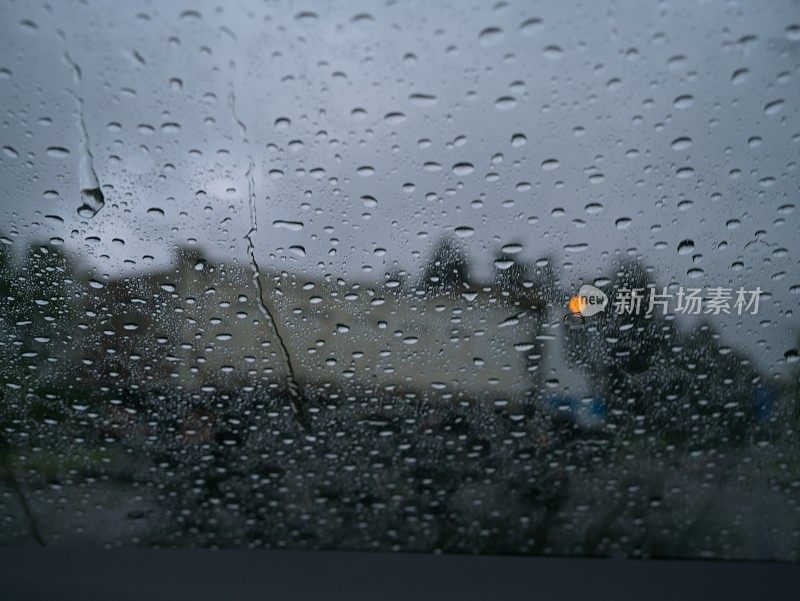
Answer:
[{"xmin": 1, "ymin": 0, "xmax": 799, "ymax": 559}]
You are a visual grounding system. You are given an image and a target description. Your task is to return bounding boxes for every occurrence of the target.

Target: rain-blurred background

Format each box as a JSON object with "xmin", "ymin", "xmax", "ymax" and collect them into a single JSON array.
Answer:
[{"xmin": 1, "ymin": 0, "xmax": 799, "ymax": 559}]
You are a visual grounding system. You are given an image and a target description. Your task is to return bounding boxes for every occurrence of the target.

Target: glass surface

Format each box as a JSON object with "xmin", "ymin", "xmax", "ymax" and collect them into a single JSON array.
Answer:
[{"xmin": 1, "ymin": 0, "xmax": 799, "ymax": 559}]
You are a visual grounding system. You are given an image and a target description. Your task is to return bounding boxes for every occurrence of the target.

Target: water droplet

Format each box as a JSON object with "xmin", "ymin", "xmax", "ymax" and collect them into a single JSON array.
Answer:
[
  {"xmin": 409, "ymin": 93, "xmax": 437, "ymax": 107},
  {"xmin": 46, "ymin": 147, "xmax": 70, "ymax": 158},
  {"xmin": 671, "ymin": 137, "xmax": 692, "ymax": 150},
  {"xmin": 501, "ymin": 243, "xmax": 522, "ymax": 254},
  {"xmin": 273, "ymin": 220, "xmax": 304, "ymax": 231},
  {"xmin": 543, "ymin": 45, "xmax": 563, "ymax": 59},
  {"xmin": 494, "ymin": 96, "xmax": 517, "ymax": 110},
  {"xmin": 667, "ymin": 55, "xmax": 687, "ymax": 70},
  {"xmin": 78, "ymin": 188, "xmax": 105, "ymax": 218},
  {"xmin": 731, "ymin": 68, "xmax": 749, "ymax": 85},
  {"xmin": 678, "ymin": 239, "xmax": 695, "ymax": 255},
  {"xmin": 764, "ymin": 99, "xmax": 785, "ymax": 116},
  {"xmin": 452, "ymin": 162, "xmax": 475, "ymax": 176},
  {"xmin": 519, "ymin": 17, "xmax": 543, "ymax": 36},
  {"xmin": 479, "ymin": 27, "xmax": 504, "ymax": 46},
  {"xmin": 384, "ymin": 112, "xmax": 406, "ymax": 124},
  {"xmin": 785, "ymin": 24, "xmax": 800, "ymax": 41}
]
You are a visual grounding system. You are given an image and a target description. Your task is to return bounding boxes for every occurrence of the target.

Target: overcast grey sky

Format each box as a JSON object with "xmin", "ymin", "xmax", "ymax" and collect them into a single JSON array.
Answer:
[{"xmin": 1, "ymin": 0, "xmax": 798, "ymax": 375}]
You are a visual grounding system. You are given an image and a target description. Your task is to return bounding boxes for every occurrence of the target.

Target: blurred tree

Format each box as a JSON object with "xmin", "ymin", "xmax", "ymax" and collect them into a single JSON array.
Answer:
[{"xmin": 420, "ymin": 236, "xmax": 470, "ymax": 294}]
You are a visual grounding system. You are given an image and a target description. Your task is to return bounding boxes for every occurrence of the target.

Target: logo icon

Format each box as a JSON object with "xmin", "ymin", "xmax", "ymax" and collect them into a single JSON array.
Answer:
[{"xmin": 565, "ymin": 284, "xmax": 608, "ymax": 321}]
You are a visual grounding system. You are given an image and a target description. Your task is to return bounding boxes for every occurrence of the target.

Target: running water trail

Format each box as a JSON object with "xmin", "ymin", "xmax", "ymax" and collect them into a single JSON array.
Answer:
[
  {"xmin": 64, "ymin": 52, "xmax": 105, "ymax": 219},
  {"xmin": 242, "ymin": 153, "xmax": 308, "ymax": 428}
]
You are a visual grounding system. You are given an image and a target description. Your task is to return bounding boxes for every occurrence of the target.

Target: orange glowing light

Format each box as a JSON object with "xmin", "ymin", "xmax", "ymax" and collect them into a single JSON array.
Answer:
[{"xmin": 568, "ymin": 295, "xmax": 585, "ymax": 315}]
